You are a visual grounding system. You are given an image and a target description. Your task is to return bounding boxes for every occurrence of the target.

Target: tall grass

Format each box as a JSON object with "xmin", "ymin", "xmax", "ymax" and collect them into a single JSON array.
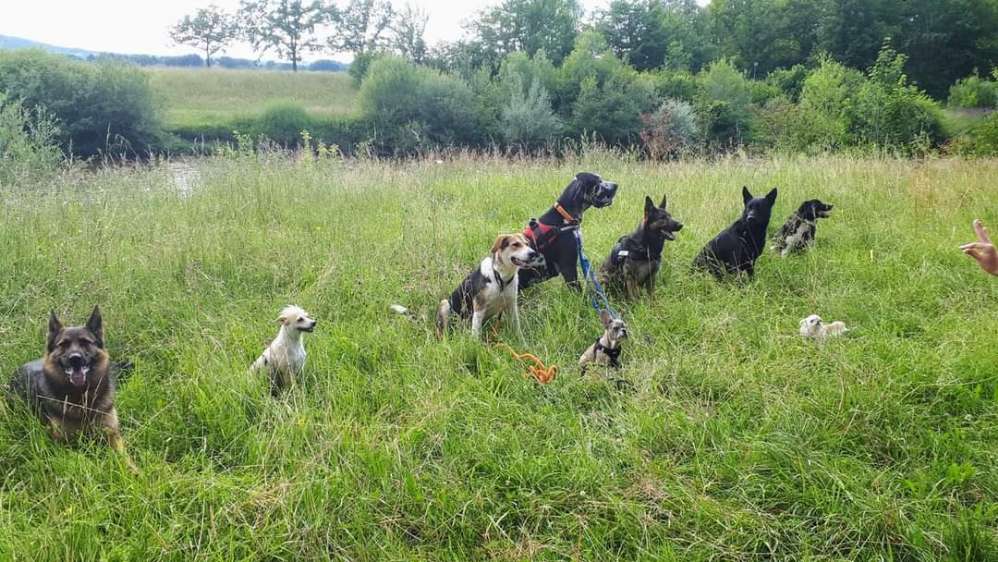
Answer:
[{"xmin": 0, "ymin": 154, "xmax": 996, "ymax": 560}]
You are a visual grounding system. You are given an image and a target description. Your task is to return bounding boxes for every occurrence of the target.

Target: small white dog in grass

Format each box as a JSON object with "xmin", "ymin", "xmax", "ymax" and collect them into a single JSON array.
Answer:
[
  {"xmin": 799, "ymin": 314, "xmax": 848, "ymax": 341},
  {"xmin": 251, "ymin": 305, "xmax": 316, "ymax": 395}
]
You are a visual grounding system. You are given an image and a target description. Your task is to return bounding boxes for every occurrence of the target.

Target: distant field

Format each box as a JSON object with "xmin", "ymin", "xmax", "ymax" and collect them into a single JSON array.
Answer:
[
  {"xmin": 1, "ymin": 154, "xmax": 997, "ymax": 560},
  {"xmin": 149, "ymin": 67, "xmax": 358, "ymax": 129}
]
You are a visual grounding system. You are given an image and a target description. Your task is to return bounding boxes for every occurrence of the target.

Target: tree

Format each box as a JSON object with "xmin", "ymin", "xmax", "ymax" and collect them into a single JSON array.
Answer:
[
  {"xmin": 470, "ymin": 0, "xmax": 582, "ymax": 65},
  {"xmin": 239, "ymin": 0, "xmax": 330, "ymax": 72},
  {"xmin": 391, "ymin": 3, "xmax": 429, "ymax": 63},
  {"xmin": 326, "ymin": 0, "xmax": 395, "ymax": 58},
  {"xmin": 595, "ymin": 0, "xmax": 670, "ymax": 71},
  {"xmin": 169, "ymin": 6, "xmax": 239, "ymax": 68}
]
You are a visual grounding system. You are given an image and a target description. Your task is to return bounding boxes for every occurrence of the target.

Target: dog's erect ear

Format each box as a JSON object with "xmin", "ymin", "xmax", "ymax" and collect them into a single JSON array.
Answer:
[
  {"xmin": 599, "ymin": 309, "xmax": 612, "ymax": 328},
  {"xmin": 644, "ymin": 196, "xmax": 655, "ymax": 217},
  {"xmin": 742, "ymin": 186, "xmax": 753, "ymax": 205},
  {"xmin": 491, "ymin": 235, "xmax": 511, "ymax": 255},
  {"xmin": 87, "ymin": 305, "xmax": 104, "ymax": 347},
  {"xmin": 659, "ymin": 193, "xmax": 668, "ymax": 209},
  {"xmin": 47, "ymin": 311, "xmax": 62, "ymax": 352},
  {"xmin": 765, "ymin": 188, "xmax": 778, "ymax": 206}
]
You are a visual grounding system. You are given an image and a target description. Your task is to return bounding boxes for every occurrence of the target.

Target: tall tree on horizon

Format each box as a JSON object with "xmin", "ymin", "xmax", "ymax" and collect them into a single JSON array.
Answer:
[
  {"xmin": 239, "ymin": 0, "xmax": 330, "ymax": 71},
  {"xmin": 169, "ymin": 5, "xmax": 240, "ymax": 67},
  {"xmin": 325, "ymin": 0, "xmax": 396, "ymax": 59},
  {"xmin": 470, "ymin": 0, "xmax": 583, "ymax": 66}
]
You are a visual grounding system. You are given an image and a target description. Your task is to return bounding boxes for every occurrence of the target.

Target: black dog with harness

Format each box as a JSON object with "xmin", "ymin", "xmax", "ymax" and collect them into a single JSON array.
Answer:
[{"xmin": 519, "ymin": 172, "xmax": 619, "ymax": 290}]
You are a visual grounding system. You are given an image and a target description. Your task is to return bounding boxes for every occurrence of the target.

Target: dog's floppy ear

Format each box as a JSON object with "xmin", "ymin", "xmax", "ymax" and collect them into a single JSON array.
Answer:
[
  {"xmin": 47, "ymin": 311, "xmax": 63, "ymax": 352},
  {"xmin": 491, "ymin": 234, "xmax": 511, "ymax": 255},
  {"xmin": 659, "ymin": 193, "xmax": 668, "ymax": 209},
  {"xmin": 276, "ymin": 312, "xmax": 289, "ymax": 325},
  {"xmin": 599, "ymin": 309, "xmax": 612, "ymax": 328},
  {"xmin": 643, "ymin": 195, "xmax": 655, "ymax": 218},
  {"xmin": 86, "ymin": 305, "xmax": 104, "ymax": 347},
  {"xmin": 765, "ymin": 187, "xmax": 778, "ymax": 206},
  {"xmin": 742, "ymin": 186, "xmax": 753, "ymax": 205}
]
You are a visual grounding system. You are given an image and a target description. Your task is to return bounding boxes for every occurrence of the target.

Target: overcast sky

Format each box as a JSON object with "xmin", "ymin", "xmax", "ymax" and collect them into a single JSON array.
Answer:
[{"xmin": 0, "ymin": 0, "xmax": 641, "ymax": 61}]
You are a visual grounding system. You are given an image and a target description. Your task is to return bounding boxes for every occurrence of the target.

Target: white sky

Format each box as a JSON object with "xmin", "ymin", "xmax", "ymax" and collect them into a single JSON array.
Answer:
[{"xmin": 0, "ymin": 0, "xmax": 631, "ymax": 62}]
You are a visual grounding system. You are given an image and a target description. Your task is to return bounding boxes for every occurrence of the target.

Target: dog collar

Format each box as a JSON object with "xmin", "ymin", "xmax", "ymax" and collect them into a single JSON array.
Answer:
[
  {"xmin": 554, "ymin": 203, "xmax": 580, "ymax": 225},
  {"xmin": 492, "ymin": 264, "xmax": 514, "ymax": 291}
]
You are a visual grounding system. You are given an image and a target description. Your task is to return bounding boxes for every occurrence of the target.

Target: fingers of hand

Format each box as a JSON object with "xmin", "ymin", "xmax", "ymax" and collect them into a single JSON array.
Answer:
[{"xmin": 973, "ymin": 219, "xmax": 992, "ymax": 244}]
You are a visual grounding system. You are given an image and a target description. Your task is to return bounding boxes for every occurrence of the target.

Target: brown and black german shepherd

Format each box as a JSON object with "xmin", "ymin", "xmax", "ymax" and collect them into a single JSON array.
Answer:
[{"xmin": 8, "ymin": 306, "xmax": 136, "ymax": 471}]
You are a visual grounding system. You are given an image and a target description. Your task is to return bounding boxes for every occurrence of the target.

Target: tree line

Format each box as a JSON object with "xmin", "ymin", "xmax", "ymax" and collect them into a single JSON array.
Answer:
[{"xmin": 172, "ymin": 0, "xmax": 997, "ymax": 99}]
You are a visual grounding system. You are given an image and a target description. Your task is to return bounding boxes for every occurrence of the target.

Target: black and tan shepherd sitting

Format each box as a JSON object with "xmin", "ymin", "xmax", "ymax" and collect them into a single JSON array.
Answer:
[
  {"xmin": 8, "ymin": 306, "xmax": 136, "ymax": 472},
  {"xmin": 600, "ymin": 194, "xmax": 683, "ymax": 298}
]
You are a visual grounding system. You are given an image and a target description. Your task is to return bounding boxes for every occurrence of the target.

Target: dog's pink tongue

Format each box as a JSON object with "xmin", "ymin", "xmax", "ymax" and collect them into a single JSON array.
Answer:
[{"xmin": 69, "ymin": 368, "xmax": 87, "ymax": 387}]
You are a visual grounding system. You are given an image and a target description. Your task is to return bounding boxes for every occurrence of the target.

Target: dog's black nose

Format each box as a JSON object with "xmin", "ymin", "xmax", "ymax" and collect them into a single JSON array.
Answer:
[
  {"xmin": 68, "ymin": 354, "xmax": 84, "ymax": 368},
  {"xmin": 675, "ymin": 223, "xmax": 684, "ymax": 231}
]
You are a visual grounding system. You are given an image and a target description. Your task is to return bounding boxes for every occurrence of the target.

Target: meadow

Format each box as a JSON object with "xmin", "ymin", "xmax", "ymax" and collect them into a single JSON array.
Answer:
[
  {"xmin": 0, "ymin": 153, "xmax": 996, "ymax": 560},
  {"xmin": 148, "ymin": 67, "xmax": 358, "ymax": 130}
]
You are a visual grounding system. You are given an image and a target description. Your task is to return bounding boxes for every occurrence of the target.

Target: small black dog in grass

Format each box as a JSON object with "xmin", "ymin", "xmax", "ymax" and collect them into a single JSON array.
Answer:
[
  {"xmin": 600, "ymin": 194, "xmax": 683, "ymax": 299},
  {"xmin": 519, "ymin": 172, "xmax": 619, "ymax": 290},
  {"xmin": 772, "ymin": 199, "xmax": 834, "ymax": 257},
  {"xmin": 692, "ymin": 186, "xmax": 778, "ymax": 279},
  {"xmin": 8, "ymin": 306, "xmax": 137, "ymax": 472}
]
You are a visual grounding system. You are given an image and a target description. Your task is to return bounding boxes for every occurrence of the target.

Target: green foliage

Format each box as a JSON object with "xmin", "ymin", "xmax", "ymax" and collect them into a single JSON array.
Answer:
[
  {"xmin": 639, "ymin": 97, "xmax": 699, "ymax": 159},
  {"xmin": 851, "ymin": 46, "xmax": 944, "ymax": 151},
  {"xmin": 239, "ymin": 0, "xmax": 329, "ymax": 72},
  {"xmin": 767, "ymin": 64, "xmax": 809, "ymax": 102},
  {"xmin": 169, "ymin": 6, "xmax": 239, "ymax": 67},
  {"xmin": 0, "ymin": 50, "xmax": 164, "ymax": 158},
  {"xmin": 348, "ymin": 50, "xmax": 386, "ymax": 85},
  {"xmin": 358, "ymin": 56, "xmax": 480, "ymax": 154},
  {"xmin": 499, "ymin": 76, "xmax": 562, "ymax": 149},
  {"xmin": 948, "ymin": 75, "xmax": 997, "ymax": 109},
  {"xmin": 650, "ymin": 69, "xmax": 698, "ymax": 102},
  {"xmin": 951, "ymin": 112, "xmax": 998, "ymax": 156},
  {"xmin": 595, "ymin": 0, "xmax": 670, "ymax": 71},
  {"xmin": 251, "ymin": 102, "xmax": 312, "ymax": 145},
  {"xmin": 696, "ymin": 59, "xmax": 755, "ymax": 147},
  {"xmin": 471, "ymin": 0, "xmax": 583, "ymax": 65},
  {"xmin": 0, "ymin": 93, "xmax": 62, "ymax": 185}
]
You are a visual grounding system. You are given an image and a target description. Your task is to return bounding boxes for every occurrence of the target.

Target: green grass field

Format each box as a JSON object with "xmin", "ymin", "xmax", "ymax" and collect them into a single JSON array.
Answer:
[
  {"xmin": 149, "ymin": 67, "xmax": 357, "ymax": 130},
  {"xmin": 1, "ymin": 154, "xmax": 996, "ymax": 560}
]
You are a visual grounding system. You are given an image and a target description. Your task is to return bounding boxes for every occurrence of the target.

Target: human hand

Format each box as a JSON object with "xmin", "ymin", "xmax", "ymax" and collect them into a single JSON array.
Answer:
[{"xmin": 961, "ymin": 219, "xmax": 998, "ymax": 276}]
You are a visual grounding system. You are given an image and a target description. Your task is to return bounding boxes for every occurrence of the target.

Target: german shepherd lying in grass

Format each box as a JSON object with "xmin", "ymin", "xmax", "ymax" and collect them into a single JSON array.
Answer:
[{"xmin": 8, "ymin": 306, "xmax": 136, "ymax": 472}]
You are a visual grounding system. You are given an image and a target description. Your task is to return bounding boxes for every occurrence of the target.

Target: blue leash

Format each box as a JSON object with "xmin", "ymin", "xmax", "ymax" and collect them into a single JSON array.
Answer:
[{"xmin": 574, "ymin": 229, "xmax": 619, "ymax": 319}]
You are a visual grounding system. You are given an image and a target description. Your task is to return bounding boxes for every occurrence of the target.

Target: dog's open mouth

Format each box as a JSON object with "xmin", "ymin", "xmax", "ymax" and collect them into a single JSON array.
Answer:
[
  {"xmin": 64, "ymin": 366, "xmax": 90, "ymax": 387},
  {"xmin": 818, "ymin": 209, "xmax": 833, "ymax": 218},
  {"xmin": 301, "ymin": 325, "xmax": 316, "ymax": 333},
  {"xmin": 512, "ymin": 253, "xmax": 546, "ymax": 268},
  {"xmin": 662, "ymin": 231, "xmax": 677, "ymax": 241}
]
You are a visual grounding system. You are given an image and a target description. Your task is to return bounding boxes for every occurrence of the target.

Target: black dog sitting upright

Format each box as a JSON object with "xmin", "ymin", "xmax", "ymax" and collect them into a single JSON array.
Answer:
[
  {"xmin": 519, "ymin": 172, "xmax": 619, "ymax": 290},
  {"xmin": 692, "ymin": 186, "xmax": 778, "ymax": 279},
  {"xmin": 772, "ymin": 199, "xmax": 834, "ymax": 256},
  {"xmin": 599, "ymin": 194, "xmax": 683, "ymax": 298}
]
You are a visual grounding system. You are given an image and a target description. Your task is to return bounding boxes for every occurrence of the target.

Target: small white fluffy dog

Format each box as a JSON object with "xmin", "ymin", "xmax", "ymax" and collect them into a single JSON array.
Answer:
[
  {"xmin": 251, "ymin": 305, "xmax": 316, "ymax": 394},
  {"xmin": 799, "ymin": 314, "xmax": 848, "ymax": 341}
]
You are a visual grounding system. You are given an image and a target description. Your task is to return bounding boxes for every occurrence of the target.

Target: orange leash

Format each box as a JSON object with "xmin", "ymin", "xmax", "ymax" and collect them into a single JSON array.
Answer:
[{"xmin": 499, "ymin": 344, "xmax": 558, "ymax": 384}]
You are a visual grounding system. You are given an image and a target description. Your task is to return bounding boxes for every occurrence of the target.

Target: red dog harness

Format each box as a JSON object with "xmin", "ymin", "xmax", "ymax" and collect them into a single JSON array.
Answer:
[{"xmin": 523, "ymin": 203, "xmax": 580, "ymax": 251}]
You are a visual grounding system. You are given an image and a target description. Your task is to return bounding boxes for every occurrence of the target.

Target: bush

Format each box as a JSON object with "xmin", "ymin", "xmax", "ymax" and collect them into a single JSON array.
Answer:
[
  {"xmin": 0, "ymin": 93, "xmax": 62, "ymax": 185},
  {"xmin": 348, "ymin": 51, "xmax": 387, "ymax": 86},
  {"xmin": 948, "ymin": 75, "xmax": 997, "ymax": 109},
  {"xmin": 640, "ymin": 98, "xmax": 699, "ymax": 159},
  {"xmin": 650, "ymin": 70, "xmax": 698, "ymax": 102},
  {"xmin": 767, "ymin": 64, "xmax": 809, "ymax": 102},
  {"xmin": 499, "ymin": 76, "xmax": 562, "ymax": 149},
  {"xmin": 252, "ymin": 102, "xmax": 313, "ymax": 146},
  {"xmin": 558, "ymin": 32, "xmax": 657, "ymax": 144},
  {"xmin": 850, "ymin": 47, "xmax": 944, "ymax": 151},
  {"xmin": 696, "ymin": 59, "xmax": 755, "ymax": 148},
  {"xmin": 951, "ymin": 112, "xmax": 998, "ymax": 156},
  {"xmin": 0, "ymin": 50, "xmax": 164, "ymax": 158},
  {"xmin": 359, "ymin": 57, "xmax": 480, "ymax": 154}
]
